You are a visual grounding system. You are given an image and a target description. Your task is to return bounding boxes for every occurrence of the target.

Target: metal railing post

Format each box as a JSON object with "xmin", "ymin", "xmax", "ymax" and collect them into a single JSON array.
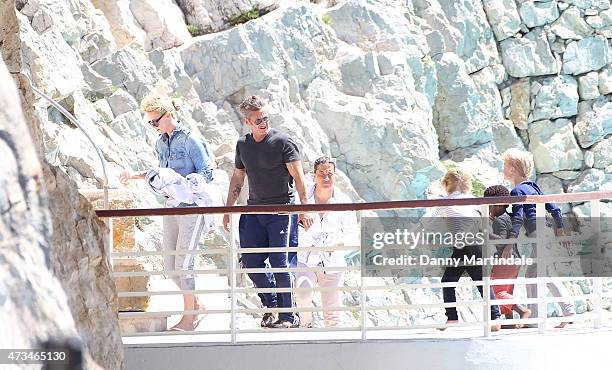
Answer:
[
  {"xmin": 229, "ymin": 214, "xmax": 237, "ymax": 343},
  {"xmin": 590, "ymin": 200, "xmax": 603, "ymax": 330},
  {"xmin": 536, "ymin": 202, "xmax": 547, "ymax": 334},
  {"xmin": 481, "ymin": 205, "xmax": 491, "ymax": 337},
  {"xmin": 359, "ymin": 210, "xmax": 367, "ymax": 341}
]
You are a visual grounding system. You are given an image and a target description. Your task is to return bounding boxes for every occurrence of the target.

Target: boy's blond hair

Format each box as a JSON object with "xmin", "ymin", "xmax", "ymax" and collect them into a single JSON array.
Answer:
[
  {"xmin": 502, "ymin": 148, "xmax": 533, "ymax": 178},
  {"xmin": 140, "ymin": 93, "xmax": 181, "ymax": 114},
  {"xmin": 442, "ymin": 168, "xmax": 472, "ymax": 194}
]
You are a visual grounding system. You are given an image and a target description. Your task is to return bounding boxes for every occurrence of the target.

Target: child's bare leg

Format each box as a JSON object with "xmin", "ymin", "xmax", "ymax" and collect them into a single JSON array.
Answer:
[{"xmin": 513, "ymin": 304, "xmax": 531, "ymax": 329}]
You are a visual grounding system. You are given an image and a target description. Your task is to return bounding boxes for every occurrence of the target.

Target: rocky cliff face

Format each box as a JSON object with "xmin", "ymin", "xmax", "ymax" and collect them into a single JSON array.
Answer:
[
  {"xmin": 3, "ymin": 0, "xmax": 609, "ymax": 208},
  {"xmin": 1, "ymin": 1, "xmax": 123, "ymax": 369},
  {"xmin": 1, "ymin": 0, "xmax": 610, "ymax": 347},
  {"xmin": 0, "ymin": 52, "xmax": 111, "ymax": 370}
]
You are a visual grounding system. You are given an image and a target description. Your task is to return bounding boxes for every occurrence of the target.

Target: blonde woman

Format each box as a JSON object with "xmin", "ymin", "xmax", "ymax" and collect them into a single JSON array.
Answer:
[{"xmin": 120, "ymin": 93, "xmax": 214, "ymax": 331}]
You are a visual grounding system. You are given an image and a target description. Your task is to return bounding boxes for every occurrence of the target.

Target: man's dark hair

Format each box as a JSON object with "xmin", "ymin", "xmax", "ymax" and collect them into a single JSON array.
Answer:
[
  {"xmin": 239, "ymin": 95, "xmax": 266, "ymax": 118},
  {"xmin": 313, "ymin": 156, "xmax": 336, "ymax": 172}
]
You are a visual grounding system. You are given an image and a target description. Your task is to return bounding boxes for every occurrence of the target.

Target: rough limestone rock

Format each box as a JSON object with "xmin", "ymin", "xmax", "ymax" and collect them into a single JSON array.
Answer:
[
  {"xmin": 471, "ymin": 63, "xmax": 506, "ymax": 136},
  {"xmin": 568, "ymin": 169, "xmax": 612, "ymax": 193},
  {"xmin": 0, "ymin": 6, "xmax": 84, "ymax": 99},
  {"xmin": 578, "ymin": 71, "xmax": 600, "ymax": 100},
  {"xmin": 529, "ymin": 75, "xmax": 579, "ymax": 122},
  {"xmin": 551, "ymin": 6, "xmax": 594, "ymax": 39},
  {"xmin": 537, "ymin": 174, "xmax": 570, "ymax": 212},
  {"xmin": 43, "ymin": 164, "xmax": 123, "ymax": 370},
  {"xmin": 585, "ymin": 7, "xmax": 612, "ymax": 37},
  {"xmin": 599, "ymin": 66, "xmax": 612, "ymax": 95},
  {"xmin": 562, "ymin": 35, "xmax": 611, "ymax": 75},
  {"xmin": 19, "ymin": 0, "xmax": 116, "ymax": 64},
  {"xmin": 107, "ymin": 88, "xmax": 139, "ymax": 117},
  {"xmin": 557, "ymin": 0, "xmax": 610, "ymax": 11},
  {"xmin": 91, "ymin": 0, "xmax": 147, "ymax": 48},
  {"xmin": 330, "ymin": 1, "xmax": 428, "ymax": 54},
  {"xmin": 432, "ymin": 53, "xmax": 493, "ymax": 151},
  {"xmin": 584, "ymin": 150, "xmax": 595, "ymax": 167},
  {"xmin": 590, "ymin": 137, "xmax": 612, "ymax": 170},
  {"xmin": 528, "ymin": 118, "xmax": 583, "ymax": 173},
  {"xmin": 500, "ymin": 29, "xmax": 558, "ymax": 77},
  {"xmin": 306, "ymin": 78, "xmax": 443, "ymax": 201},
  {"xmin": 81, "ymin": 63, "xmax": 115, "ymax": 97},
  {"xmin": 147, "ymin": 48, "xmax": 200, "ymax": 102},
  {"xmin": 0, "ymin": 52, "xmax": 109, "ymax": 370},
  {"xmin": 92, "ymin": 44, "xmax": 160, "ymax": 101},
  {"xmin": 573, "ymin": 97, "xmax": 612, "ymax": 147},
  {"xmin": 507, "ymin": 78, "xmax": 531, "ymax": 129},
  {"xmin": 519, "ymin": 0, "xmax": 560, "ymax": 28},
  {"xmin": 553, "ymin": 170, "xmax": 582, "ymax": 180},
  {"xmin": 182, "ymin": 5, "xmax": 338, "ymax": 102},
  {"xmin": 492, "ymin": 119, "xmax": 526, "ymax": 153},
  {"xmin": 130, "ymin": 0, "xmax": 192, "ymax": 51},
  {"xmin": 482, "ymin": 0, "xmax": 522, "ymax": 41},
  {"xmin": 175, "ymin": 0, "xmax": 279, "ymax": 34},
  {"xmin": 1, "ymin": 2, "xmax": 124, "ymax": 367},
  {"xmin": 338, "ymin": 50, "xmax": 380, "ymax": 97},
  {"xmin": 442, "ymin": 143, "xmax": 505, "ymax": 191},
  {"xmin": 572, "ymin": 201, "xmax": 612, "ymax": 219},
  {"xmin": 413, "ymin": 0, "xmax": 464, "ymax": 56},
  {"xmin": 435, "ymin": 0, "xmax": 500, "ymax": 73}
]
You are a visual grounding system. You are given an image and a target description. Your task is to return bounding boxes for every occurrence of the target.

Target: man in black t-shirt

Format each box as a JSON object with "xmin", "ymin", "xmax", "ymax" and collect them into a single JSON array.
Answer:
[{"xmin": 223, "ymin": 95, "xmax": 313, "ymax": 328}]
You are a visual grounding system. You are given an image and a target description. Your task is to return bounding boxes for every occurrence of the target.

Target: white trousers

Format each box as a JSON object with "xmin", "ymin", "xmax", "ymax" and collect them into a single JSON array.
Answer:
[
  {"xmin": 162, "ymin": 214, "xmax": 205, "ymax": 290},
  {"xmin": 295, "ymin": 262, "xmax": 343, "ymax": 327}
]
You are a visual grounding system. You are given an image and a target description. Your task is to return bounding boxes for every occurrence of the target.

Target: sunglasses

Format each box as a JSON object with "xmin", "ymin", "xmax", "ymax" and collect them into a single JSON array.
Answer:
[
  {"xmin": 148, "ymin": 112, "xmax": 166, "ymax": 127},
  {"xmin": 250, "ymin": 116, "xmax": 269, "ymax": 125}
]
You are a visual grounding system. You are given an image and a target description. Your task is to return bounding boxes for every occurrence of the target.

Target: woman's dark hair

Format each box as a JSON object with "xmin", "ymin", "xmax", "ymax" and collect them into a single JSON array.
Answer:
[{"xmin": 313, "ymin": 156, "xmax": 336, "ymax": 172}]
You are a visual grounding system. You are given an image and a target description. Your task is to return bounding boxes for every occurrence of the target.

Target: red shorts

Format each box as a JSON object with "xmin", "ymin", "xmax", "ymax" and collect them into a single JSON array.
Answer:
[{"xmin": 492, "ymin": 264, "xmax": 521, "ymax": 316}]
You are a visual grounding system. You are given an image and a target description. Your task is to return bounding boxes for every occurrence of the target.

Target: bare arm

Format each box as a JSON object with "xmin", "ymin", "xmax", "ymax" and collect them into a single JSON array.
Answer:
[
  {"xmin": 225, "ymin": 168, "xmax": 246, "ymax": 206},
  {"xmin": 286, "ymin": 160, "xmax": 313, "ymax": 229},
  {"xmin": 285, "ymin": 160, "xmax": 308, "ymax": 205},
  {"xmin": 223, "ymin": 168, "xmax": 246, "ymax": 231},
  {"xmin": 119, "ymin": 170, "xmax": 147, "ymax": 185}
]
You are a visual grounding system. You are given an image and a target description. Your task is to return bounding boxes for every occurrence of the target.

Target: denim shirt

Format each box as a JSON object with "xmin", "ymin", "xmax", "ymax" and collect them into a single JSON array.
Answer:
[{"xmin": 155, "ymin": 124, "xmax": 214, "ymax": 184}]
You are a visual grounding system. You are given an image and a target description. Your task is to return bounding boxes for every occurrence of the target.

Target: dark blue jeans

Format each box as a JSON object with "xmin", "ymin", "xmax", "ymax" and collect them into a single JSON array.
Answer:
[
  {"xmin": 442, "ymin": 245, "xmax": 501, "ymax": 321},
  {"xmin": 239, "ymin": 213, "xmax": 298, "ymax": 322}
]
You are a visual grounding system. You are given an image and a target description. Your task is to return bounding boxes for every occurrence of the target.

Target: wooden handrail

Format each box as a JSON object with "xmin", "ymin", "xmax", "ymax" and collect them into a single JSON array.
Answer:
[{"xmin": 94, "ymin": 191, "xmax": 611, "ymax": 218}]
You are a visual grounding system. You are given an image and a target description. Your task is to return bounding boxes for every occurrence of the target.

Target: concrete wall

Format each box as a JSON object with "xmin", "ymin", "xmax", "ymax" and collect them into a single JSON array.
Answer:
[{"xmin": 125, "ymin": 329, "xmax": 610, "ymax": 370}]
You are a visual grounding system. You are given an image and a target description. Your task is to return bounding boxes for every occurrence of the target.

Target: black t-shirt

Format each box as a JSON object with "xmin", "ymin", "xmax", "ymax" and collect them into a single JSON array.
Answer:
[
  {"xmin": 492, "ymin": 212, "xmax": 520, "ymax": 257},
  {"xmin": 235, "ymin": 128, "xmax": 300, "ymax": 205}
]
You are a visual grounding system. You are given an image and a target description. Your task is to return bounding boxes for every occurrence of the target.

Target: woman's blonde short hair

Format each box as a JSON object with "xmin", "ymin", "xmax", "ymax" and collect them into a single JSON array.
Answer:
[
  {"xmin": 502, "ymin": 148, "xmax": 533, "ymax": 178},
  {"xmin": 140, "ymin": 93, "xmax": 181, "ymax": 114},
  {"xmin": 442, "ymin": 168, "xmax": 472, "ymax": 194}
]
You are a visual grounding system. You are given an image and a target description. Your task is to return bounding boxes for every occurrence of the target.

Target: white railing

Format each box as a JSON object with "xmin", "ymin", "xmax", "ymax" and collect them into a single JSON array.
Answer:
[{"xmin": 97, "ymin": 192, "xmax": 612, "ymax": 341}]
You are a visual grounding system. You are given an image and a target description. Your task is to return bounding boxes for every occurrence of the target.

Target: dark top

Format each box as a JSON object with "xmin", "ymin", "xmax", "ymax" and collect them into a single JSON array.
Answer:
[
  {"xmin": 235, "ymin": 128, "xmax": 300, "ymax": 205},
  {"xmin": 492, "ymin": 212, "xmax": 520, "ymax": 258},
  {"xmin": 509, "ymin": 181, "xmax": 563, "ymax": 238}
]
